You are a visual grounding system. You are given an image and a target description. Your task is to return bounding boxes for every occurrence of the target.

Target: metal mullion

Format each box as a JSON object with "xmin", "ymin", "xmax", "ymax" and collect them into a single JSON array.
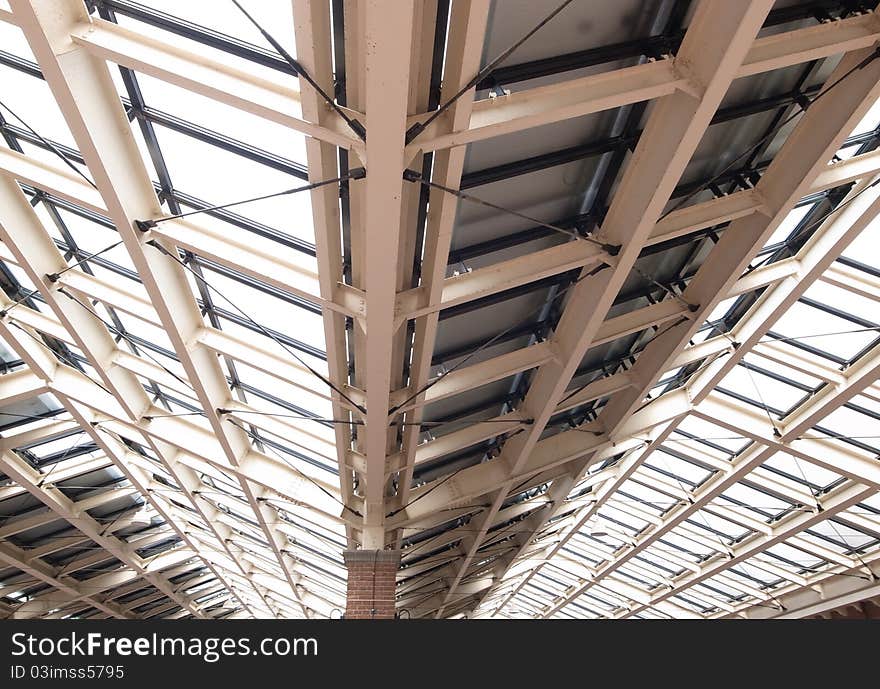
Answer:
[
  {"xmin": 472, "ymin": 1, "xmax": 854, "ymax": 91},
  {"xmin": 189, "ymin": 255, "xmax": 321, "ymax": 315},
  {"xmin": 836, "ymin": 255, "xmax": 880, "ymax": 280},
  {"xmin": 744, "ymin": 62, "xmax": 820, "ymax": 173},
  {"xmin": 93, "ymin": 0, "xmax": 297, "ymax": 76},
  {"xmin": 162, "ymin": 188, "xmax": 316, "ymax": 256},
  {"xmin": 764, "ymin": 331, "xmax": 849, "ymax": 366},
  {"xmin": 212, "ymin": 308, "xmax": 325, "ymax": 361},
  {"xmin": 38, "ymin": 202, "xmax": 161, "ymax": 405},
  {"xmin": 142, "ymin": 106, "xmax": 307, "ymax": 179},
  {"xmin": 0, "ymin": 128, "xmax": 89, "ymax": 378},
  {"xmin": 798, "ymin": 295, "xmax": 879, "ymax": 329}
]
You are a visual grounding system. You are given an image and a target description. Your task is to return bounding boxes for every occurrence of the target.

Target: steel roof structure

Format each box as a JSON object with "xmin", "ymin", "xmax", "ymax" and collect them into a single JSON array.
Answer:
[{"xmin": 0, "ymin": 0, "xmax": 879, "ymax": 620}]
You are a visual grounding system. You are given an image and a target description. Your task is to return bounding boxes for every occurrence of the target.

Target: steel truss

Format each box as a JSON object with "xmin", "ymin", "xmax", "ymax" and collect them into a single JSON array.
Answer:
[{"xmin": 0, "ymin": 0, "xmax": 878, "ymax": 619}]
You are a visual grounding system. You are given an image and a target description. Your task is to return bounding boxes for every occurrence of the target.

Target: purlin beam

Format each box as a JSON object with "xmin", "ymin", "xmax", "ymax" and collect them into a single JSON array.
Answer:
[
  {"xmin": 434, "ymin": 0, "xmax": 776, "ymax": 617},
  {"xmin": 2, "ymin": 0, "xmax": 879, "ymax": 620},
  {"xmin": 69, "ymin": 16, "xmax": 365, "ymax": 155},
  {"xmin": 0, "ymin": 313, "xmax": 269, "ymax": 617},
  {"xmin": 0, "ymin": 448, "xmax": 203, "ymax": 619},
  {"xmin": 539, "ymin": 236, "xmax": 880, "ymax": 617},
  {"xmin": 472, "ymin": 20, "xmax": 880, "ymax": 620},
  {"xmin": 0, "ymin": 539, "xmax": 135, "ymax": 620},
  {"xmin": 4, "ymin": 136, "xmax": 878, "ymax": 433},
  {"xmin": 0, "ymin": 181, "xmax": 268, "ymax": 616},
  {"xmin": 405, "ymin": 9, "xmax": 880, "ymax": 155},
  {"xmin": 9, "ymin": 0, "xmax": 309, "ymax": 618},
  {"xmin": 388, "ymin": 148, "xmax": 880, "ymax": 409},
  {"xmin": 493, "ymin": 178, "xmax": 880, "ymax": 616}
]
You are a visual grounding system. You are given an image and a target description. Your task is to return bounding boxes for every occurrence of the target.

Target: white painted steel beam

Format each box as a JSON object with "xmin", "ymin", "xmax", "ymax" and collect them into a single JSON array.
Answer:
[
  {"xmin": 406, "ymin": 11, "xmax": 880, "ymax": 154},
  {"xmin": 436, "ymin": 0, "xmax": 775, "ymax": 616},
  {"xmin": 479, "ymin": 38, "xmax": 880, "ymax": 619}
]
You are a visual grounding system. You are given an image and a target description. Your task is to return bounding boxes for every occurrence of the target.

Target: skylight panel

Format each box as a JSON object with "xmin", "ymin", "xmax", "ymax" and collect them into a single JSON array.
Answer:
[
  {"xmin": 149, "ymin": 128, "xmax": 316, "ymax": 245},
  {"xmin": 724, "ymin": 561, "xmax": 779, "ymax": 588},
  {"xmin": 639, "ymin": 452, "xmax": 710, "ymax": 492},
  {"xmin": 660, "ymin": 529, "xmax": 716, "ymax": 560},
  {"xmin": 0, "ymin": 66, "xmax": 79, "ymax": 151},
  {"xmin": 692, "ymin": 581, "xmax": 739, "ymax": 607},
  {"xmin": 111, "ymin": 309, "xmax": 177, "ymax": 356},
  {"xmin": 572, "ymin": 531, "xmax": 623, "ymax": 557},
  {"xmin": 52, "ymin": 209, "xmax": 137, "ymax": 272},
  {"xmin": 541, "ymin": 563, "xmax": 580, "ymax": 587},
  {"xmin": 803, "ymin": 280, "xmax": 879, "ymax": 326},
  {"xmin": 762, "ymin": 203, "xmax": 812, "ymax": 249},
  {"xmin": 848, "ymin": 94, "xmax": 880, "ymax": 138},
  {"xmin": 561, "ymin": 543, "xmax": 602, "ymax": 567},
  {"xmin": 703, "ymin": 295, "xmax": 739, "ymax": 325},
  {"xmin": 688, "ymin": 324, "xmax": 714, "ymax": 344},
  {"xmin": 817, "ymin": 405, "xmax": 880, "ymax": 453},
  {"xmin": 526, "ymin": 579, "xmax": 563, "ymax": 601},
  {"xmin": 234, "ymin": 413, "xmax": 337, "ymax": 468},
  {"xmin": 716, "ymin": 361, "xmax": 807, "ymax": 414},
  {"xmin": 634, "ymin": 550, "xmax": 684, "ymax": 578},
  {"xmin": 598, "ymin": 502, "xmax": 649, "ymax": 533},
  {"xmin": 761, "ymin": 452, "xmax": 841, "ymax": 493},
  {"xmin": 213, "ymin": 316, "xmax": 328, "ymax": 377},
  {"xmin": 732, "ymin": 560, "xmax": 781, "ymax": 588},
  {"xmin": 133, "ymin": 73, "xmax": 308, "ymax": 165},
  {"xmin": 649, "ymin": 450, "xmax": 719, "ymax": 487},
  {"xmin": 673, "ymin": 415, "xmax": 751, "ymax": 453},
  {"xmin": 641, "ymin": 544, "xmax": 690, "ymax": 574},
  {"xmin": 618, "ymin": 478, "xmax": 678, "ymax": 510},
  {"xmin": 631, "ymin": 464, "xmax": 694, "ymax": 502},
  {"xmin": 747, "ymin": 349, "xmax": 824, "ymax": 389},
  {"xmin": 575, "ymin": 590, "xmax": 620, "ymax": 613},
  {"xmin": 719, "ymin": 482, "xmax": 791, "ymax": 518},
  {"xmin": 690, "ymin": 509, "xmax": 748, "ymax": 542},
  {"xmin": 769, "ymin": 300, "xmax": 876, "ymax": 361},
  {"xmin": 194, "ymin": 266, "xmax": 325, "ymax": 352},
  {"xmin": 627, "ymin": 555, "xmax": 674, "ymax": 585},
  {"xmin": 24, "ymin": 430, "xmax": 87, "ymax": 460},
  {"xmin": 616, "ymin": 564, "xmax": 659, "ymax": 589},
  {"xmin": 671, "ymin": 593, "xmax": 711, "ymax": 614},
  {"xmin": 841, "ymin": 220, "xmax": 879, "ymax": 270},
  {"xmin": 764, "ymin": 542, "xmax": 824, "ymax": 571},
  {"xmin": 809, "ymin": 518, "xmax": 876, "ymax": 553},
  {"xmin": 135, "ymin": 0, "xmax": 297, "ymax": 57},
  {"xmin": 231, "ymin": 360, "xmax": 334, "ymax": 422}
]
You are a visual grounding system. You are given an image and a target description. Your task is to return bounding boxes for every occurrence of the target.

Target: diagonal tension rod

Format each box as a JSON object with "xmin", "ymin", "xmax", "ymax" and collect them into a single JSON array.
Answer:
[
  {"xmin": 230, "ymin": 0, "xmax": 367, "ymax": 142},
  {"xmin": 404, "ymin": 0, "xmax": 576, "ymax": 144},
  {"xmin": 134, "ymin": 168, "xmax": 364, "ymax": 231}
]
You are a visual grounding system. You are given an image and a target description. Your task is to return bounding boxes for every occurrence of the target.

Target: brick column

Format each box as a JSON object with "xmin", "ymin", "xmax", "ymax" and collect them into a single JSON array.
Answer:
[{"xmin": 343, "ymin": 550, "xmax": 400, "ymax": 619}]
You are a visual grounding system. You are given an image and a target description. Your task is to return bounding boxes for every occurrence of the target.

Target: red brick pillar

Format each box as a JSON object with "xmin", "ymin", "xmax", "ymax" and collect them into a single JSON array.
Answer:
[{"xmin": 343, "ymin": 550, "xmax": 400, "ymax": 619}]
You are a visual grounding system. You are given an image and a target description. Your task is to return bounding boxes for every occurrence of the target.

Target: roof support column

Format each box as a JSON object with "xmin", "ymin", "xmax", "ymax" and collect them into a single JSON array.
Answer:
[{"xmin": 343, "ymin": 549, "xmax": 401, "ymax": 619}]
